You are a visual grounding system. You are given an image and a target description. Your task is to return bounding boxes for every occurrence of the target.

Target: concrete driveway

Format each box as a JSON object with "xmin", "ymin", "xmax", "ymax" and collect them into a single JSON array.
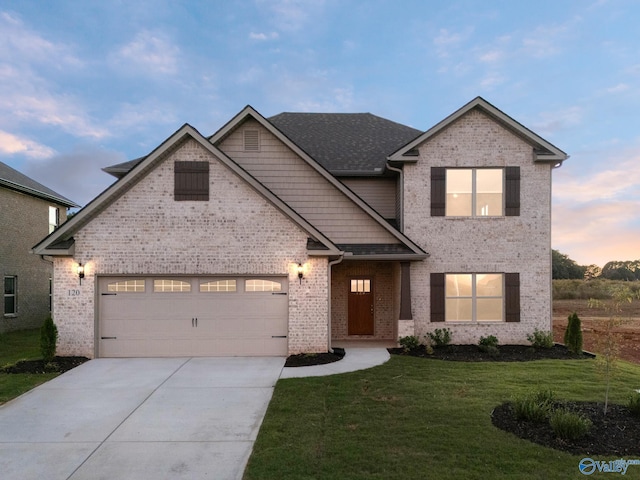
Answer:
[{"xmin": 0, "ymin": 357, "xmax": 285, "ymax": 480}]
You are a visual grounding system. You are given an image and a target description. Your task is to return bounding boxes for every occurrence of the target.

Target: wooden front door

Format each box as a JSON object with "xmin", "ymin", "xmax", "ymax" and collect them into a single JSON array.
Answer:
[{"xmin": 348, "ymin": 278, "xmax": 374, "ymax": 335}]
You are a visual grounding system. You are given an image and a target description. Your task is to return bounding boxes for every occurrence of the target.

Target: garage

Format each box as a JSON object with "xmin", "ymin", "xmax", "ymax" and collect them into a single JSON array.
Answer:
[{"xmin": 97, "ymin": 276, "xmax": 288, "ymax": 357}]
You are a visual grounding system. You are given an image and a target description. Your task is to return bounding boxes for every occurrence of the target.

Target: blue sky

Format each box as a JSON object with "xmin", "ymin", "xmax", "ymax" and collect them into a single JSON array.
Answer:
[{"xmin": 1, "ymin": 0, "xmax": 638, "ymax": 267}]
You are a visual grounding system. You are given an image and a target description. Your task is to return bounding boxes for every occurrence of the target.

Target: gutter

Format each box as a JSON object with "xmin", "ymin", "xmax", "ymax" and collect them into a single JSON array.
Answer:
[
  {"xmin": 327, "ymin": 254, "xmax": 345, "ymax": 353},
  {"xmin": 385, "ymin": 163, "xmax": 404, "ymax": 231}
]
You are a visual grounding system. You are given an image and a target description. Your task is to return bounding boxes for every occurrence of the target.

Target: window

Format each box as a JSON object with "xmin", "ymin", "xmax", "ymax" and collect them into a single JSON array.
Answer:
[
  {"xmin": 431, "ymin": 167, "xmax": 520, "ymax": 217},
  {"xmin": 246, "ymin": 279, "xmax": 281, "ymax": 292},
  {"xmin": 244, "ymin": 129, "xmax": 260, "ymax": 151},
  {"xmin": 445, "ymin": 274, "xmax": 503, "ymax": 322},
  {"xmin": 153, "ymin": 279, "xmax": 191, "ymax": 292},
  {"xmin": 4, "ymin": 276, "xmax": 17, "ymax": 315},
  {"xmin": 108, "ymin": 280, "xmax": 146, "ymax": 292},
  {"xmin": 350, "ymin": 279, "xmax": 371, "ymax": 293},
  {"xmin": 174, "ymin": 161, "xmax": 209, "ymax": 201},
  {"xmin": 200, "ymin": 279, "xmax": 237, "ymax": 292},
  {"xmin": 430, "ymin": 272, "xmax": 520, "ymax": 323},
  {"xmin": 49, "ymin": 206, "xmax": 59, "ymax": 233}
]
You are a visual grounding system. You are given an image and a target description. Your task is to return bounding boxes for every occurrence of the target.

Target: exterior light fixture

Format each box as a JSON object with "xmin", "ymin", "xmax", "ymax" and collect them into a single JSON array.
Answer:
[
  {"xmin": 78, "ymin": 263, "xmax": 85, "ymax": 285},
  {"xmin": 297, "ymin": 263, "xmax": 304, "ymax": 284}
]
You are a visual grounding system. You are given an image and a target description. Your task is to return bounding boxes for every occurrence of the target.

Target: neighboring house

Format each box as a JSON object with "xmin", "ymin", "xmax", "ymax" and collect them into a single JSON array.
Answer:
[
  {"xmin": 1, "ymin": 161, "xmax": 78, "ymax": 333},
  {"xmin": 32, "ymin": 97, "xmax": 568, "ymax": 358}
]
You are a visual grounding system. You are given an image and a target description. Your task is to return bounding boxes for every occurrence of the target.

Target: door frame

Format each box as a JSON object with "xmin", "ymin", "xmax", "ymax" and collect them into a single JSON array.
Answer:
[{"xmin": 347, "ymin": 276, "xmax": 375, "ymax": 336}]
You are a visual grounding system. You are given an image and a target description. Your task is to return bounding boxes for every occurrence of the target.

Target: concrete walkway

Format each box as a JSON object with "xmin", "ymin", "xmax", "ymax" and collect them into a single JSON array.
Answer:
[{"xmin": 0, "ymin": 349, "xmax": 389, "ymax": 480}]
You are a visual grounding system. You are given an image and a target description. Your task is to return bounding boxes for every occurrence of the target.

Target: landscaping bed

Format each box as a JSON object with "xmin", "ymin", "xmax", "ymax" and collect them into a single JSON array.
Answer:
[
  {"xmin": 285, "ymin": 348, "xmax": 345, "ymax": 367},
  {"xmin": 389, "ymin": 344, "xmax": 594, "ymax": 362},
  {"xmin": 492, "ymin": 401, "xmax": 640, "ymax": 455},
  {"xmin": 2, "ymin": 356, "xmax": 89, "ymax": 374}
]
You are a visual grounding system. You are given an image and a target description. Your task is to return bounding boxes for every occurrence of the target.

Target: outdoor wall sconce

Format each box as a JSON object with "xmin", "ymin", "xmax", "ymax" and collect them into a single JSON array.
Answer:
[
  {"xmin": 77, "ymin": 263, "xmax": 85, "ymax": 285},
  {"xmin": 297, "ymin": 263, "xmax": 304, "ymax": 284}
]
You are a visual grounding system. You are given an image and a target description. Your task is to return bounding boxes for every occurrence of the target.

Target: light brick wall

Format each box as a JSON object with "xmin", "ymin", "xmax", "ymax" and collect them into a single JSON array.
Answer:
[
  {"xmin": 53, "ymin": 138, "xmax": 328, "ymax": 357},
  {"xmin": 1, "ymin": 188, "xmax": 67, "ymax": 332},
  {"xmin": 403, "ymin": 109, "xmax": 553, "ymax": 344}
]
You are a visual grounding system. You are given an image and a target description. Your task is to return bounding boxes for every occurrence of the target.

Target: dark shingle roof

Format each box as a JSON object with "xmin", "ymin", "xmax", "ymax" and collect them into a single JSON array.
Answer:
[
  {"xmin": 0, "ymin": 161, "xmax": 78, "ymax": 207},
  {"xmin": 269, "ymin": 113, "xmax": 422, "ymax": 175},
  {"xmin": 102, "ymin": 156, "xmax": 146, "ymax": 178}
]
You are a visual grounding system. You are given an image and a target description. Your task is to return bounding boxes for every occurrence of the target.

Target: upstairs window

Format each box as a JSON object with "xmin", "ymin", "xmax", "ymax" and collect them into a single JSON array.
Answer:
[
  {"xmin": 175, "ymin": 161, "xmax": 209, "ymax": 201},
  {"xmin": 49, "ymin": 206, "xmax": 60, "ymax": 233},
  {"xmin": 431, "ymin": 167, "xmax": 520, "ymax": 217}
]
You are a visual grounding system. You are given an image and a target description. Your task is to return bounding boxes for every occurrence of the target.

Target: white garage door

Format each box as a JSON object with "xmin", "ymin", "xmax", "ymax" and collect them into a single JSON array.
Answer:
[{"xmin": 98, "ymin": 276, "xmax": 288, "ymax": 357}]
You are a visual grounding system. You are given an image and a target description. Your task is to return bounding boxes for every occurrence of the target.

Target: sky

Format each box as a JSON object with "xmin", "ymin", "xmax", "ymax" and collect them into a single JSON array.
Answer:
[{"xmin": 0, "ymin": 0, "xmax": 638, "ymax": 268}]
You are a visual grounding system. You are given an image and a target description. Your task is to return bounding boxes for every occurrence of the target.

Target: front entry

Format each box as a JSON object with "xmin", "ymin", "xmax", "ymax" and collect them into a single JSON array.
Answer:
[{"xmin": 348, "ymin": 278, "xmax": 374, "ymax": 335}]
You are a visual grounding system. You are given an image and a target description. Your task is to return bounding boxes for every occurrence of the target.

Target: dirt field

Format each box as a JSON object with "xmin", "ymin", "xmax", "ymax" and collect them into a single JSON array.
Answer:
[{"xmin": 553, "ymin": 299, "xmax": 640, "ymax": 364}]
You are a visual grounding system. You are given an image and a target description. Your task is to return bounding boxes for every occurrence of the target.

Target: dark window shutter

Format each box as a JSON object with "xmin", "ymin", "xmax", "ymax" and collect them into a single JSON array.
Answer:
[
  {"xmin": 175, "ymin": 161, "xmax": 209, "ymax": 201},
  {"xmin": 430, "ymin": 273, "xmax": 445, "ymax": 322},
  {"xmin": 505, "ymin": 167, "xmax": 520, "ymax": 216},
  {"xmin": 431, "ymin": 167, "xmax": 446, "ymax": 216},
  {"xmin": 505, "ymin": 273, "xmax": 520, "ymax": 322}
]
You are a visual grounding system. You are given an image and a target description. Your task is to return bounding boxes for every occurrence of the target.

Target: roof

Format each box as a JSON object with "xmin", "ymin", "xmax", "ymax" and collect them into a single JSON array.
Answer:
[
  {"xmin": 0, "ymin": 161, "xmax": 79, "ymax": 207},
  {"xmin": 388, "ymin": 96, "xmax": 569, "ymax": 164},
  {"xmin": 269, "ymin": 112, "xmax": 422, "ymax": 175},
  {"xmin": 102, "ymin": 156, "xmax": 145, "ymax": 178}
]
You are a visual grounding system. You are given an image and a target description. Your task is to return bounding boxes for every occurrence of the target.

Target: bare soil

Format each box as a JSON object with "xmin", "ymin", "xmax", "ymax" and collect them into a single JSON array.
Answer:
[
  {"xmin": 1, "ymin": 356, "xmax": 89, "ymax": 374},
  {"xmin": 553, "ymin": 299, "xmax": 640, "ymax": 364}
]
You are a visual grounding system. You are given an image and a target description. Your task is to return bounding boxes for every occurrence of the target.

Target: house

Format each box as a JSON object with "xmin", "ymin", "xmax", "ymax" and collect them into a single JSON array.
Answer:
[
  {"xmin": 1, "ymin": 161, "xmax": 78, "ymax": 332},
  {"xmin": 32, "ymin": 97, "xmax": 568, "ymax": 358}
]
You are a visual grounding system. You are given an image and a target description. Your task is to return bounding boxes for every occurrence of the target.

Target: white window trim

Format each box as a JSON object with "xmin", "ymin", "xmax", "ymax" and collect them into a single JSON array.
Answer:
[
  {"xmin": 445, "ymin": 273, "xmax": 504, "ymax": 323},
  {"xmin": 446, "ymin": 168, "xmax": 505, "ymax": 217}
]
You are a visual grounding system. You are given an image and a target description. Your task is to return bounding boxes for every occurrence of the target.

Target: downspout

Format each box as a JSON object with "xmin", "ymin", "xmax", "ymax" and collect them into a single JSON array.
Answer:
[
  {"xmin": 327, "ymin": 254, "xmax": 344, "ymax": 353},
  {"xmin": 386, "ymin": 163, "xmax": 404, "ymax": 231}
]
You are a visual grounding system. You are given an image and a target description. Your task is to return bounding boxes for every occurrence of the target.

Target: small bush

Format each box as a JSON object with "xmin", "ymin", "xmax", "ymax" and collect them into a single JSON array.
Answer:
[
  {"xmin": 527, "ymin": 329, "xmax": 554, "ymax": 349},
  {"xmin": 40, "ymin": 316, "xmax": 58, "ymax": 363},
  {"xmin": 399, "ymin": 335, "xmax": 420, "ymax": 352},
  {"xmin": 549, "ymin": 409, "xmax": 592, "ymax": 440},
  {"xmin": 426, "ymin": 328, "xmax": 452, "ymax": 348},
  {"xmin": 564, "ymin": 312, "xmax": 583, "ymax": 354},
  {"xmin": 513, "ymin": 390, "xmax": 555, "ymax": 423},
  {"xmin": 628, "ymin": 392, "xmax": 640, "ymax": 418},
  {"xmin": 478, "ymin": 335, "xmax": 499, "ymax": 355}
]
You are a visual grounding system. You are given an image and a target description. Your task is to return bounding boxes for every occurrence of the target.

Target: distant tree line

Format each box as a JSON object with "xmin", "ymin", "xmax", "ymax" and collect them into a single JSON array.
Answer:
[{"xmin": 552, "ymin": 249, "xmax": 640, "ymax": 281}]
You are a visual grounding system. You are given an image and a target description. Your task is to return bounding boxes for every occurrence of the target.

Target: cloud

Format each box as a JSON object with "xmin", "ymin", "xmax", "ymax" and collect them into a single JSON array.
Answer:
[
  {"xmin": 0, "ymin": 130, "xmax": 55, "ymax": 159},
  {"xmin": 606, "ymin": 83, "xmax": 630, "ymax": 94},
  {"xmin": 110, "ymin": 30, "xmax": 180, "ymax": 75},
  {"xmin": 22, "ymin": 145, "xmax": 123, "ymax": 207},
  {"xmin": 249, "ymin": 31, "xmax": 279, "ymax": 41},
  {"xmin": 530, "ymin": 105, "xmax": 584, "ymax": 136},
  {"xmin": 259, "ymin": 0, "xmax": 325, "ymax": 32},
  {"xmin": 433, "ymin": 27, "xmax": 473, "ymax": 58}
]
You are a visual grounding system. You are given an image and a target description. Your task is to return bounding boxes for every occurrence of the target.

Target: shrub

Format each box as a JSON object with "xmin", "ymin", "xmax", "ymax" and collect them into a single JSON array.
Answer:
[
  {"xmin": 426, "ymin": 328, "xmax": 452, "ymax": 348},
  {"xmin": 478, "ymin": 335, "xmax": 499, "ymax": 355},
  {"xmin": 549, "ymin": 409, "xmax": 592, "ymax": 440},
  {"xmin": 527, "ymin": 329, "xmax": 554, "ymax": 349},
  {"xmin": 628, "ymin": 392, "xmax": 640, "ymax": 418},
  {"xmin": 512, "ymin": 390, "xmax": 555, "ymax": 423},
  {"xmin": 40, "ymin": 316, "xmax": 58, "ymax": 363},
  {"xmin": 399, "ymin": 335, "xmax": 420, "ymax": 352},
  {"xmin": 564, "ymin": 312, "xmax": 583, "ymax": 355}
]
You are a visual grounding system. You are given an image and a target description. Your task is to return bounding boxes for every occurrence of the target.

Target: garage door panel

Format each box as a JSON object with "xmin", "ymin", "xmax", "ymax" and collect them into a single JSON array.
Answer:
[{"xmin": 99, "ymin": 276, "xmax": 289, "ymax": 357}]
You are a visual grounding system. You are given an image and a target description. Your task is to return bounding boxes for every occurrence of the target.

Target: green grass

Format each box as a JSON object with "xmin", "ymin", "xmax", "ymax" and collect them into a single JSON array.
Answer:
[
  {"xmin": 244, "ymin": 356, "xmax": 640, "ymax": 480},
  {"xmin": 0, "ymin": 328, "xmax": 57, "ymax": 404}
]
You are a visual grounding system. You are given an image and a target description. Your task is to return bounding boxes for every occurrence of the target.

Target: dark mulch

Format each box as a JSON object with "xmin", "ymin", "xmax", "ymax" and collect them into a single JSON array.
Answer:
[
  {"xmin": 285, "ymin": 348, "xmax": 345, "ymax": 367},
  {"xmin": 1, "ymin": 356, "xmax": 90, "ymax": 374},
  {"xmin": 388, "ymin": 344, "xmax": 595, "ymax": 362},
  {"xmin": 492, "ymin": 401, "xmax": 640, "ymax": 456}
]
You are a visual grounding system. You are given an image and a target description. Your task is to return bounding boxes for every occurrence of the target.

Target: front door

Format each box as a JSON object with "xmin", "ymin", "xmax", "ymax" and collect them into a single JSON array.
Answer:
[{"xmin": 348, "ymin": 278, "xmax": 374, "ymax": 335}]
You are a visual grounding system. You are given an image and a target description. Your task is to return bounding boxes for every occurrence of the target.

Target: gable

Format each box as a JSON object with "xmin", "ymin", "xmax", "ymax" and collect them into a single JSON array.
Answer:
[{"xmin": 217, "ymin": 118, "xmax": 400, "ymax": 244}]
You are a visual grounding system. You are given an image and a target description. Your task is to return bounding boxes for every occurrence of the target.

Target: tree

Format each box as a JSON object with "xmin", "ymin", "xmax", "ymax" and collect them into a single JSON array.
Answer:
[
  {"xmin": 584, "ymin": 264, "xmax": 602, "ymax": 280},
  {"xmin": 552, "ymin": 249, "xmax": 587, "ymax": 279},
  {"xmin": 601, "ymin": 260, "xmax": 640, "ymax": 281},
  {"xmin": 40, "ymin": 316, "xmax": 58, "ymax": 363},
  {"xmin": 564, "ymin": 312, "xmax": 583, "ymax": 355}
]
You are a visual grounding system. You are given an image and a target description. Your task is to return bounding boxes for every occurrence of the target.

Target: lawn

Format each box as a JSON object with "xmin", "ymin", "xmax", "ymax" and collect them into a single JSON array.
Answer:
[
  {"xmin": 0, "ymin": 328, "xmax": 58, "ymax": 404},
  {"xmin": 244, "ymin": 355, "xmax": 640, "ymax": 480}
]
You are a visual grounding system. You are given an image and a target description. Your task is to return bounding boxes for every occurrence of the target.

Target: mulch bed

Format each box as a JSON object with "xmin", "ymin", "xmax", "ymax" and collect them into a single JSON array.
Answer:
[
  {"xmin": 388, "ymin": 344, "xmax": 595, "ymax": 362},
  {"xmin": 1, "ymin": 356, "xmax": 90, "ymax": 374},
  {"xmin": 285, "ymin": 348, "xmax": 345, "ymax": 367},
  {"xmin": 492, "ymin": 401, "xmax": 640, "ymax": 456}
]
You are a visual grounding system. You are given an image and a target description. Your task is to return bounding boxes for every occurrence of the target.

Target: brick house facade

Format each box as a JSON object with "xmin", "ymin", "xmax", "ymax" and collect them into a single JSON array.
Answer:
[
  {"xmin": 1, "ymin": 161, "xmax": 77, "ymax": 332},
  {"xmin": 33, "ymin": 97, "xmax": 567, "ymax": 357}
]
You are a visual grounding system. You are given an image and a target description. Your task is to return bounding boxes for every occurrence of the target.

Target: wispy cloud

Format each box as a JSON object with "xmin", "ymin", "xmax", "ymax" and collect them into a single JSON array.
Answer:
[
  {"xmin": 110, "ymin": 30, "xmax": 180, "ymax": 75},
  {"xmin": 258, "ymin": 0, "xmax": 325, "ymax": 32},
  {"xmin": 530, "ymin": 105, "xmax": 584, "ymax": 136},
  {"xmin": 0, "ymin": 130, "xmax": 55, "ymax": 159},
  {"xmin": 249, "ymin": 31, "xmax": 279, "ymax": 41},
  {"xmin": 433, "ymin": 27, "xmax": 473, "ymax": 58}
]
